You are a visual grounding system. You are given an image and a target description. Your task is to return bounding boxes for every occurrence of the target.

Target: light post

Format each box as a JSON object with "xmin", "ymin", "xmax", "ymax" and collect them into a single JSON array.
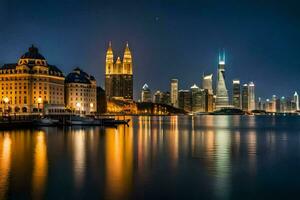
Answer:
[
  {"xmin": 37, "ymin": 97, "xmax": 42, "ymax": 115},
  {"xmin": 90, "ymin": 103, "xmax": 94, "ymax": 114},
  {"xmin": 3, "ymin": 97, "xmax": 9, "ymax": 115},
  {"xmin": 76, "ymin": 102, "xmax": 81, "ymax": 116}
]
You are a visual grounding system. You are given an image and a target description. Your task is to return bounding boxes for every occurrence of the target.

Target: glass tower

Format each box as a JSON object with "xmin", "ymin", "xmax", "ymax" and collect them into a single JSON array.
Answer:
[{"xmin": 216, "ymin": 50, "xmax": 229, "ymax": 109}]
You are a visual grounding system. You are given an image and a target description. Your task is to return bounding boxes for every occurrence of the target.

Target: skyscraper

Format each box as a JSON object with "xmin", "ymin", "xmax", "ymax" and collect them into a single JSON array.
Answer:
[
  {"xmin": 232, "ymin": 79, "xmax": 241, "ymax": 109},
  {"xmin": 242, "ymin": 84, "xmax": 248, "ymax": 111},
  {"xmin": 170, "ymin": 79, "xmax": 178, "ymax": 107},
  {"xmin": 105, "ymin": 42, "xmax": 133, "ymax": 100},
  {"xmin": 294, "ymin": 91, "xmax": 299, "ymax": 111},
  {"xmin": 248, "ymin": 82, "xmax": 255, "ymax": 111},
  {"xmin": 141, "ymin": 84, "xmax": 152, "ymax": 102},
  {"xmin": 202, "ymin": 74, "xmax": 213, "ymax": 94},
  {"xmin": 178, "ymin": 90, "xmax": 191, "ymax": 112},
  {"xmin": 216, "ymin": 50, "xmax": 229, "ymax": 109},
  {"xmin": 190, "ymin": 84, "xmax": 206, "ymax": 113}
]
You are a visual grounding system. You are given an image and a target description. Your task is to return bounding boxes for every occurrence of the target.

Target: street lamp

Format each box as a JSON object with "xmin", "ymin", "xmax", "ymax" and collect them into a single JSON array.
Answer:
[
  {"xmin": 76, "ymin": 102, "xmax": 81, "ymax": 115},
  {"xmin": 90, "ymin": 103, "xmax": 94, "ymax": 113},
  {"xmin": 37, "ymin": 97, "xmax": 42, "ymax": 114},
  {"xmin": 3, "ymin": 97, "xmax": 9, "ymax": 114}
]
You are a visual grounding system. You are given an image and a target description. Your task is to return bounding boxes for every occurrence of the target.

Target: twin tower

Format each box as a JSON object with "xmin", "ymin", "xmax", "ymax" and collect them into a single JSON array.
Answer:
[{"xmin": 105, "ymin": 42, "xmax": 133, "ymax": 100}]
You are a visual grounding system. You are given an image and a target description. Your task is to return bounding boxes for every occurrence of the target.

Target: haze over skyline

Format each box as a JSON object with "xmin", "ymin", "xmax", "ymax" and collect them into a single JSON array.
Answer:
[{"xmin": 1, "ymin": 0, "xmax": 300, "ymax": 100}]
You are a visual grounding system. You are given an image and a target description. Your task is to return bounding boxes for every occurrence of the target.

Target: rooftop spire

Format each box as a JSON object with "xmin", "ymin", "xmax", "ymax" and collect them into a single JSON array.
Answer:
[{"xmin": 219, "ymin": 49, "xmax": 225, "ymax": 65}]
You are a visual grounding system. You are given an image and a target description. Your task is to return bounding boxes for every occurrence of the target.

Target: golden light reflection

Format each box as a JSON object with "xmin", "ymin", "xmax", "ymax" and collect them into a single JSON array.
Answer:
[
  {"xmin": 105, "ymin": 123, "xmax": 133, "ymax": 199},
  {"xmin": 169, "ymin": 116, "xmax": 179, "ymax": 169},
  {"xmin": 32, "ymin": 130, "xmax": 48, "ymax": 200},
  {"xmin": 0, "ymin": 133, "xmax": 12, "ymax": 200},
  {"xmin": 73, "ymin": 129, "xmax": 86, "ymax": 189}
]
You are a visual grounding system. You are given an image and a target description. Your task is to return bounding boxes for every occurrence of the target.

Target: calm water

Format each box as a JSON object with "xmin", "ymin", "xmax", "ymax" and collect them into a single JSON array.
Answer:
[{"xmin": 1, "ymin": 115, "xmax": 300, "ymax": 200}]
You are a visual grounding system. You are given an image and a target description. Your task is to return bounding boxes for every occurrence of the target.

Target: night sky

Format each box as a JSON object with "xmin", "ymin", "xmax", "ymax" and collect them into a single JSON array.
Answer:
[{"xmin": 1, "ymin": 0, "xmax": 300, "ymax": 100}]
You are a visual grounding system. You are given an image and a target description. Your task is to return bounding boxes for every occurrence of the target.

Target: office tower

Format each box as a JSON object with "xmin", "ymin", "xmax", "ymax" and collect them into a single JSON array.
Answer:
[
  {"xmin": 202, "ymin": 74, "xmax": 213, "ymax": 94},
  {"xmin": 170, "ymin": 79, "xmax": 178, "ymax": 107},
  {"xmin": 105, "ymin": 42, "xmax": 133, "ymax": 100},
  {"xmin": 141, "ymin": 84, "xmax": 152, "ymax": 102},
  {"xmin": 242, "ymin": 84, "xmax": 249, "ymax": 111},
  {"xmin": 153, "ymin": 91, "xmax": 170, "ymax": 105},
  {"xmin": 205, "ymin": 90, "xmax": 214, "ymax": 112},
  {"xmin": 257, "ymin": 97, "xmax": 263, "ymax": 110},
  {"xmin": 178, "ymin": 90, "xmax": 191, "ymax": 112},
  {"xmin": 232, "ymin": 79, "xmax": 241, "ymax": 109},
  {"xmin": 294, "ymin": 91, "xmax": 299, "ymax": 111},
  {"xmin": 65, "ymin": 68, "xmax": 97, "ymax": 114},
  {"xmin": 0, "ymin": 45, "xmax": 65, "ymax": 114},
  {"xmin": 280, "ymin": 96, "xmax": 287, "ymax": 113},
  {"xmin": 216, "ymin": 50, "xmax": 229, "ymax": 109},
  {"xmin": 248, "ymin": 82, "xmax": 255, "ymax": 111},
  {"xmin": 190, "ymin": 84, "xmax": 206, "ymax": 113},
  {"xmin": 272, "ymin": 95, "xmax": 277, "ymax": 112}
]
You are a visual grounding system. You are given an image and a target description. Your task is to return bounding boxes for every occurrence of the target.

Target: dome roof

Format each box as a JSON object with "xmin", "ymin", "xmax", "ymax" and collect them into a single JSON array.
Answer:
[
  {"xmin": 20, "ymin": 45, "xmax": 45, "ymax": 60},
  {"xmin": 65, "ymin": 67, "xmax": 92, "ymax": 84}
]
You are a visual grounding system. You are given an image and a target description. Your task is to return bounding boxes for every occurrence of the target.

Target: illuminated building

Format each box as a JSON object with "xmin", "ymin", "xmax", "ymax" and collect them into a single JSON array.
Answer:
[
  {"xmin": 202, "ymin": 74, "xmax": 213, "ymax": 94},
  {"xmin": 153, "ymin": 91, "xmax": 170, "ymax": 105},
  {"xmin": 248, "ymin": 82, "xmax": 255, "ymax": 111},
  {"xmin": 232, "ymin": 79, "xmax": 241, "ymax": 109},
  {"xmin": 141, "ymin": 84, "xmax": 152, "ymax": 102},
  {"xmin": 279, "ymin": 96, "xmax": 287, "ymax": 113},
  {"xmin": 294, "ymin": 91, "xmax": 299, "ymax": 111},
  {"xmin": 204, "ymin": 89, "xmax": 214, "ymax": 112},
  {"xmin": 272, "ymin": 95, "xmax": 277, "ymax": 112},
  {"xmin": 105, "ymin": 42, "xmax": 133, "ymax": 100},
  {"xmin": 216, "ymin": 50, "xmax": 229, "ymax": 109},
  {"xmin": 257, "ymin": 97, "xmax": 263, "ymax": 110},
  {"xmin": 65, "ymin": 68, "xmax": 97, "ymax": 114},
  {"xmin": 0, "ymin": 45, "xmax": 65, "ymax": 113},
  {"xmin": 190, "ymin": 84, "xmax": 206, "ymax": 113},
  {"xmin": 178, "ymin": 90, "xmax": 191, "ymax": 112},
  {"xmin": 170, "ymin": 79, "xmax": 178, "ymax": 107},
  {"xmin": 242, "ymin": 84, "xmax": 248, "ymax": 111}
]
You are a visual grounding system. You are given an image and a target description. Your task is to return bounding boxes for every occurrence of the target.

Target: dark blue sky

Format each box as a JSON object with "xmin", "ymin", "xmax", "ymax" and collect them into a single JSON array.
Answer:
[{"xmin": 1, "ymin": 0, "xmax": 300, "ymax": 100}]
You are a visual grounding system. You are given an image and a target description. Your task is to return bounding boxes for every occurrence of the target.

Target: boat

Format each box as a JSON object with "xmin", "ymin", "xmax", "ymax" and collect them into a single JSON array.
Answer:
[
  {"xmin": 33, "ymin": 117, "xmax": 59, "ymax": 126},
  {"xmin": 66, "ymin": 115, "xmax": 94, "ymax": 125}
]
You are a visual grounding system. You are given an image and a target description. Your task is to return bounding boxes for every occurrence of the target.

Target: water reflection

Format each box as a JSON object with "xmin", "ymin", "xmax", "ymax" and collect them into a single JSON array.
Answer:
[
  {"xmin": 105, "ymin": 124, "xmax": 133, "ymax": 199},
  {"xmin": 0, "ymin": 133, "xmax": 11, "ymax": 200},
  {"xmin": 0, "ymin": 116, "xmax": 299, "ymax": 199},
  {"xmin": 32, "ymin": 130, "xmax": 48, "ymax": 200},
  {"xmin": 72, "ymin": 129, "xmax": 86, "ymax": 189}
]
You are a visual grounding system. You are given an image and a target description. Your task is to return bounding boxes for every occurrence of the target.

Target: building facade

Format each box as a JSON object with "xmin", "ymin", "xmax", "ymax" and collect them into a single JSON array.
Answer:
[
  {"xmin": 232, "ymin": 79, "xmax": 241, "ymax": 109},
  {"xmin": 178, "ymin": 90, "xmax": 191, "ymax": 112},
  {"xmin": 242, "ymin": 84, "xmax": 249, "ymax": 111},
  {"xmin": 65, "ymin": 68, "xmax": 97, "ymax": 114},
  {"xmin": 141, "ymin": 84, "xmax": 152, "ymax": 102},
  {"xmin": 0, "ymin": 45, "xmax": 65, "ymax": 113},
  {"xmin": 190, "ymin": 84, "xmax": 206, "ymax": 113},
  {"xmin": 216, "ymin": 50, "xmax": 229, "ymax": 109},
  {"xmin": 294, "ymin": 91, "xmax": 299, "ymax": 111},
  {"xmin": 202, "ymin": 74, "xmax": 213, "ymax": 95},
  {"xmin": 105, "ymin": 42, "xmax": 133, "ymax": 100},
  {"xmin": 248, "ymin": 82, "xmax": 255, "ymax": 111},
  {"xmin": 170, "ymin": 79, "xmax": 178, "ymax": 107}
]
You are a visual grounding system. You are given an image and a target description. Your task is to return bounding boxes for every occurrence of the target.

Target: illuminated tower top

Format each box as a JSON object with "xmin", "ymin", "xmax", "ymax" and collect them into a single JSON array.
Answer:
[
  {"xmin": 218, "ymin": 49, "xmax": 225, "ymax": 65},
  {"xmin": 105, "ymin": 41, "xmax": 114, "ymax": 75},
  {"xmin": 123, "ymin": 42, "xmax": 132, "ymax": 74}
]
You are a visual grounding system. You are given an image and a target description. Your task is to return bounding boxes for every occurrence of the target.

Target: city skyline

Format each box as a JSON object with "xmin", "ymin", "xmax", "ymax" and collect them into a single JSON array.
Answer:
[{"xmin": 1, "ymin": 0, "xmax": 300, "ymax": 99}]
